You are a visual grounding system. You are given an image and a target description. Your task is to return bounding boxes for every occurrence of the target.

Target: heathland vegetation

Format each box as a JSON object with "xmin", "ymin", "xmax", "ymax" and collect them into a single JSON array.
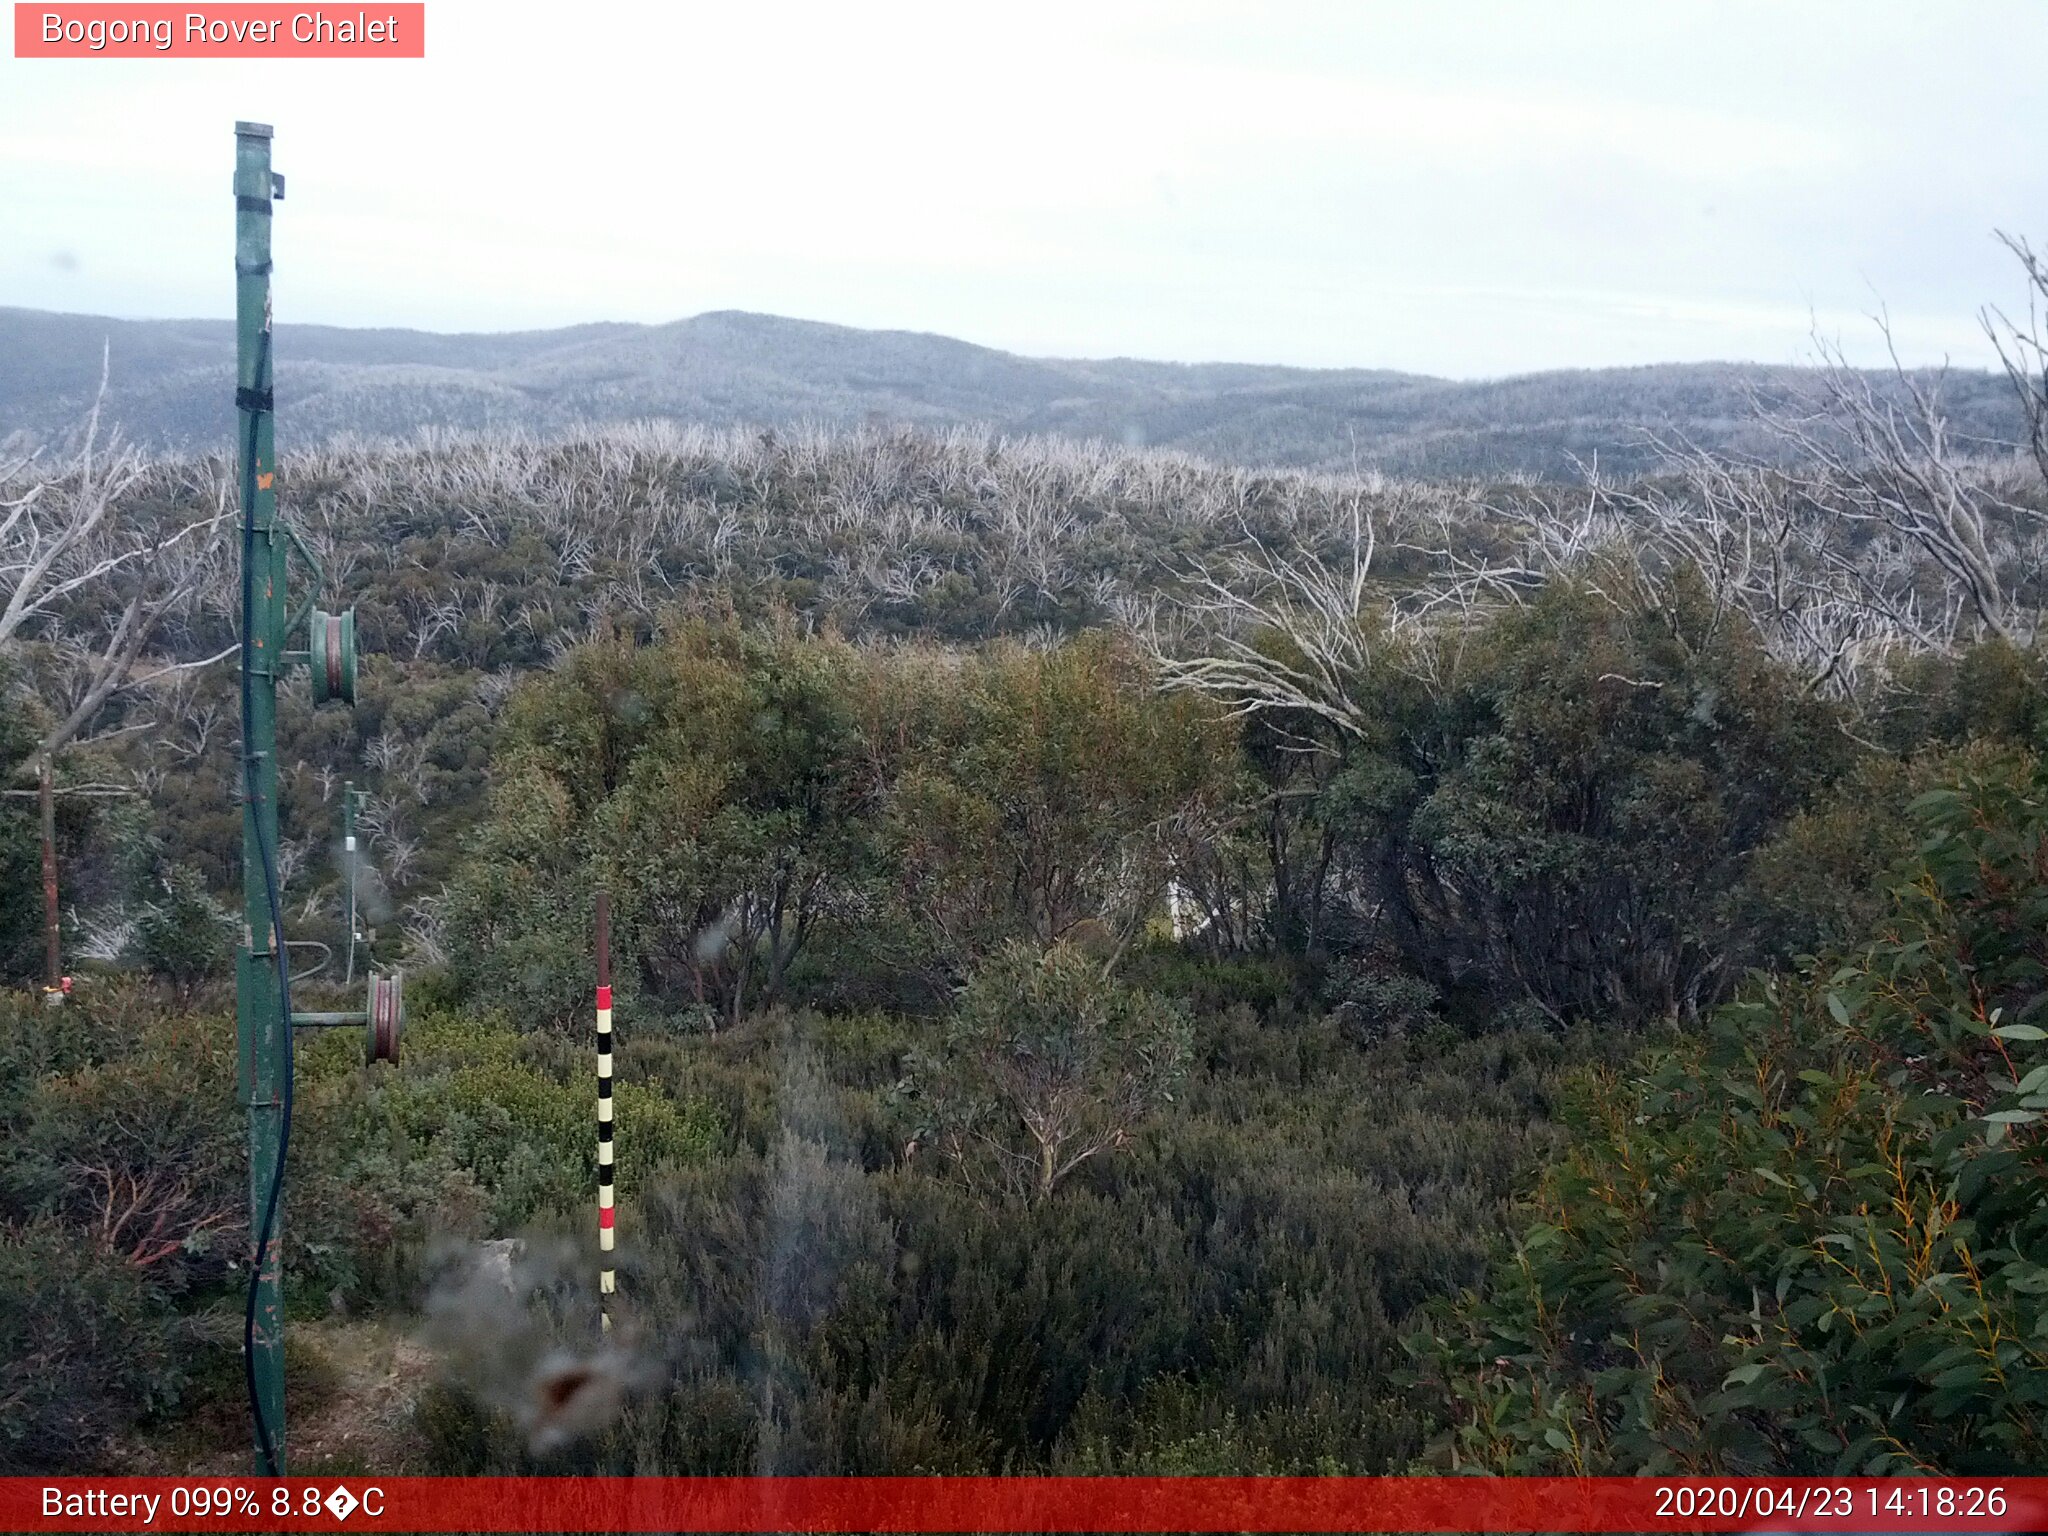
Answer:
[{"xmin": 5, "ymin": 254, "xmax": 2048, "ymax": 1475}]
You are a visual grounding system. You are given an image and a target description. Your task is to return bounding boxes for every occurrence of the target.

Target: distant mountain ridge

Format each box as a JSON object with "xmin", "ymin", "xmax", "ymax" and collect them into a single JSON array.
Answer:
[{"xmin": 0, "ymin": 305, "xmax": 2023, "ymax": 478}]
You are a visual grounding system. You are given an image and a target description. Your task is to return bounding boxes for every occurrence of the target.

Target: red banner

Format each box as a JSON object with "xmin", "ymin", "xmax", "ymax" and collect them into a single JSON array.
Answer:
[
  {"xmin": 13, "ymin": 4, "xmax": 425, "ymax": 58},
  {"xmin": 4, "ymin": 1477, "xmax": 2045, "ymax": 1533}
]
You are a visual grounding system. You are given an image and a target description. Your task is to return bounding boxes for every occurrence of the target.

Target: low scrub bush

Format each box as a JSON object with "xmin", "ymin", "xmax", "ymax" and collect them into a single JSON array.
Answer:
[{"xmin": 1419, "ymin": 754, "xmax": 2048, "ymax": 1473}]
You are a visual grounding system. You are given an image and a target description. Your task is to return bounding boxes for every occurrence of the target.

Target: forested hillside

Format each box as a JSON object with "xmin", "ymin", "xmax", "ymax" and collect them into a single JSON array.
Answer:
[
  {"xmin": 5, "ymin": 287, "xmax": 2048, "ymax": 1477},
  {"xmin": 1, "ymin": 304, "xmax": 2025, "ymax": 479}
]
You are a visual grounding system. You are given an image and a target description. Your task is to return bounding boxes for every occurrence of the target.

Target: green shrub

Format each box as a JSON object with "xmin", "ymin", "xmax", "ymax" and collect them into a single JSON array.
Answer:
[
  {"xmin": 411, "ymin": 982, "xmax": 1579, "ymax": 1477},
  {"xmin": 441, "ymin": 763, "xmax": 600, "ymax": 1030},
  {"xmin": 446, "ymin": 625, "xmax": 1240, "ymax": 1026},
  {"xmin": 1120, "ymin": 946, "xmax": 1310, "ymax": 1018},
  {"xmin": 1324, "ymin": 960, "xmax": 1442, "ymax": 1047},
  {"xmin": 1733, "ymin": 741, "xmax": 2031, "ymax": 964},
  {"xmin": 3, "ymin": 999, "xmax": 243, "ymax": 1296},
  {"xmin": 910, "ymin": 942, "xmax": 1192, "ymax": 1204},
  {"xmin": 0, "ymin": 1219, "xmax": 208, "ymax": 1471},
  {"xmin": 0, "ymin": 989, "xmax": 113, "ymax": 1133},
  {"xmin": 130, "ymin": 862, "xmax": 236, "ymax": 989},
  {"xmin": 323, "ymin": 1010, "xmax": 721, "ymax": 1243},
  {"xmin": 1417, "ymin": 756, "xmax": 2048, "ymax": 1473},
  {"xmin": 1313, "ymin": 577, "xmax": 1851, "ymax": 1025}
]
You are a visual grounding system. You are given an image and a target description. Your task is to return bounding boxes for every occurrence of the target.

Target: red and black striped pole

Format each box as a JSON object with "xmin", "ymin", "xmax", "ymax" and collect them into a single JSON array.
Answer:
[{"xmin": 595, "ymin": 888, "xmax": 615, "ymax": 1333}]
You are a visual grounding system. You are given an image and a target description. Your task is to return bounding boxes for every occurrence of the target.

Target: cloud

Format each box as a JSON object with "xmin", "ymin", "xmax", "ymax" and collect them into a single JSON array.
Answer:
[{"xmin": 0, "ymin": 0, "xmax": 2039, "ymax": 375}]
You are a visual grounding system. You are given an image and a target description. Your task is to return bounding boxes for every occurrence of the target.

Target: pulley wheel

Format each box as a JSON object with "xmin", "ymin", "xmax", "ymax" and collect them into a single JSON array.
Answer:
[
  {"xmin": 366, "ymin": 969, "xmax": 403, "ymax": 1064},
  {"xmin": 309, "ymin": 607, "xmax": 358, "ymax": 707}
]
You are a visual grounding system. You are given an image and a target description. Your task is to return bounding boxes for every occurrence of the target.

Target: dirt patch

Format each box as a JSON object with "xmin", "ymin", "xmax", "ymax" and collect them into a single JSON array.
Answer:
[
  {"xmin": 130, "ymin": 1319, "xmax": 436, "ymax": 1476},
  {"xmin": 288, "ymin": 1321, "xmax": 436, "ymax": 1475}
]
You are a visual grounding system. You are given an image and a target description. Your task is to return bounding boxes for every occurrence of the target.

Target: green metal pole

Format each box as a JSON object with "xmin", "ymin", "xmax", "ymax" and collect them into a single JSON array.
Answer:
[{"xmin": 234, "ymin": 118, "xmax": 287, "ymax": 1476}]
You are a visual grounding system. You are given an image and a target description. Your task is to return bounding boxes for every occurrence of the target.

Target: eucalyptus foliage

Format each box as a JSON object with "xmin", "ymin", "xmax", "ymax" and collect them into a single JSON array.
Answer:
[{"xmin": 1420, "ymin": 756, "xmax": 2048, "ymax": 1473}]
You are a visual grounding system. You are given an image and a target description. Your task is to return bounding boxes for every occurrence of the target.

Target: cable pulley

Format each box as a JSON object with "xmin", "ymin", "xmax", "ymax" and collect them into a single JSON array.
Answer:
[
  {"xmin": 367, "ymin": 969, "xmax": 404, "ymax": 1064},
  {"xmin": 309, "ymin": 607, "xmax": 358, "ymax": 706}
]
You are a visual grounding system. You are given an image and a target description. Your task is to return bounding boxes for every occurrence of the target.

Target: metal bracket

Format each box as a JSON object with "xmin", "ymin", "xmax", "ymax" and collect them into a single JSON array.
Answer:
[
  {"xmin": 284, "ymin": 518, "xmax": 324, "ymax": 584},
  {"xmin": 282, "ymin": 521, "xmax": 326, "ymax": 638}
]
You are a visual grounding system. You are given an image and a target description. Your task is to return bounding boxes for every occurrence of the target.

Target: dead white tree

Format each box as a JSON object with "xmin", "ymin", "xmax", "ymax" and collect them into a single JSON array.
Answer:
[
  {"xmin": 1610, "ymin": 437, "xmax": 1973, "ymax": 704},
  {"xmin": 3, "ymin": 361, "xmax": 234, "ymax": 761},
  {"xmin": 2, "ymin": 352, "xmax": 234, "ymax": 991},
  {"xmin": 1820, "ymin": 352, "xmax": 2030, "ymax": 639},
  {"xmin": 1395, "ymin": 266, "xmax": 2048, "ymax": 712},
  {"xmin": 1985, "ymin": 231, "xmax": 2048, "ymax": 490},
  {"xmin": 1144, "ymin": 499, "xmax": 1384, "ymax": 741},
  {"xmin": 1397, "ymin": 481, "xmax": 1624, "ymax": 627},
  {"xmin": 402, "ymin": 886, "xmax": 449, "ymax": 966}
]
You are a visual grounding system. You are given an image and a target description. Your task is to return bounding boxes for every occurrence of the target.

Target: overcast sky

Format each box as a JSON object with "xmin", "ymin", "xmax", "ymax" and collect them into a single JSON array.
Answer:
[{"xmin": 3, "ymin": 1, "xmax": 2044, "ymax": 377}]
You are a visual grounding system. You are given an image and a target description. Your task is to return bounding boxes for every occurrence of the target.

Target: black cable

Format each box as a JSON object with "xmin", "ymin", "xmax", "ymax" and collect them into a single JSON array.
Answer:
[{"xmin": 239, "ymin": 322, "xmax": 294, "ymax": 1477}]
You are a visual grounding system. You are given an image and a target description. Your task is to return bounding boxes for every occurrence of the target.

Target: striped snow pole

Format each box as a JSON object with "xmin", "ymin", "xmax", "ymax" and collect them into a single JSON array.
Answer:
[{"xmin": 596, "ymin": 888, "xmax": 615, "ymax": 1333}]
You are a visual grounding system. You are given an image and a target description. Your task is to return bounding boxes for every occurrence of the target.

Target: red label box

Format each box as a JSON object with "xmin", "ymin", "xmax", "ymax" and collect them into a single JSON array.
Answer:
[
  {"xmin": 14, "ymin": 4, "xmax": 425, "ymax": 57},
  {"xmin": 6, "ymin": 1476, "xmax": 2048, "ymax": 1533}
]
